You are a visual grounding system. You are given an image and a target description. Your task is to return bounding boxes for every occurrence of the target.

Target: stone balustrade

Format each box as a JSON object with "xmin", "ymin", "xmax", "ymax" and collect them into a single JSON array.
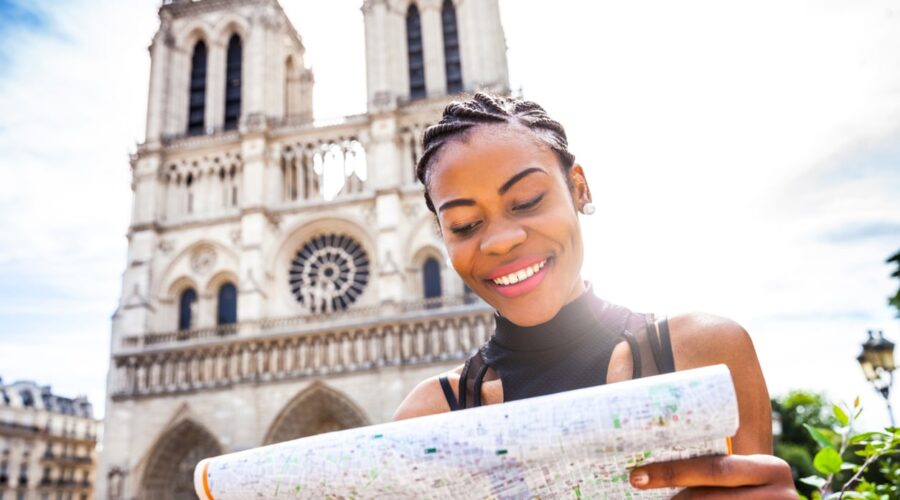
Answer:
[{"xmin": 111, "ymin": 298, "xmax": 493, "ymax": 400}]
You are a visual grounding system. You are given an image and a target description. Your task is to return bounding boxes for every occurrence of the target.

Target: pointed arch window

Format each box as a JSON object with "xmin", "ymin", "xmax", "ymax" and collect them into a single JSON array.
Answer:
[
  {"xmin": 406, "ymin": 5, "xmax": 426, "ymax": 100},
  {"xmin": 442, "ymin": 0, "xmax": 463, "ymax": 94},
  {"xmin": 423, "ymin": 257, "xmax": 442, "ymax": 308},
  {"xmin": 224, "ymin": 34, "xmax": 242, "ymax": 130},
  {"xmin": 217, "ymin": 282, "xmax": 237, "ymax": 325},
  {"xmin": 178, "ymin": 288, "xmax": 197, "ymax": 331},
  {"xmin": 187, "ymin": 40, "xmax": 208, "ymax": 135}
]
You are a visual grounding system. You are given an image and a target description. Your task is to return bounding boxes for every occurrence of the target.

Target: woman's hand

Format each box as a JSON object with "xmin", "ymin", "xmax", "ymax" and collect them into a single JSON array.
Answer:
[{"xmin": 629, "ymin": 454, "xmax": 797, "ymax": 499}]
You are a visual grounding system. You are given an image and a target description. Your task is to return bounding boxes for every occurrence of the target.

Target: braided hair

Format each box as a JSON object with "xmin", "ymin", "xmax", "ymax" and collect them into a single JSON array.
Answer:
[{"xmin": 416, "ymin": 92, "xmax": 576, "ymax": 214}]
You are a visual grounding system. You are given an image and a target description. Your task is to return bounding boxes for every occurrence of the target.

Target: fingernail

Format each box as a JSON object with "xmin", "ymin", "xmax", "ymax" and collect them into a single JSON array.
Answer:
[{"xmin": 631, "ymin": 470, "xmax": 649, "ymax": 486}]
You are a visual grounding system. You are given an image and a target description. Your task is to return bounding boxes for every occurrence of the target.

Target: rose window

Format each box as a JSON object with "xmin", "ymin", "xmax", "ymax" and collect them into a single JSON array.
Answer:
[{"xmin": 289, "ymin": 233, "xmax": 369, "ymax": 313}]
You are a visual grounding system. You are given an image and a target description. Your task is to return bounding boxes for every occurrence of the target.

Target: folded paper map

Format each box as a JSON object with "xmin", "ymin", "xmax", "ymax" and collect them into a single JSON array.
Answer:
[{"xmin": 194, "ymin": 364, "xmax": 738, "ymax": 499}]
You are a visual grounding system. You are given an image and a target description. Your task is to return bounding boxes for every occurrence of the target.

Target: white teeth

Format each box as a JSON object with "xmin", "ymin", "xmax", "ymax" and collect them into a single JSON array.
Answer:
[{"xmin": 491, "ymin": 259, "xmax": 547, "ymax": 286}]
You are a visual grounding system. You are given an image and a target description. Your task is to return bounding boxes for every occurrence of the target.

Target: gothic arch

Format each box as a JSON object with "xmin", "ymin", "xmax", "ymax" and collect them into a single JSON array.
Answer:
[
  {"xmin": 167, "ymin": 275, "xmax": 199, "ymax": 300},
  {"xmin": 174, "ymin": 21, "xmax": 214, "ymax": 51},
  {"xmin": 409, "ymin": 245, "xmax": 447, "ymax": 299},
  {"xmin": 211, "ymin": 15, "xmax": 249, "ymax": 46},
  {"xmin": 263, "ymin": 382, "xmax": 369, "ymax": 445},
  {"xmin": 402, "ymin": 212, "xmax": 445, "ymax": 269},
  {"xmin": 203, "ymin": 270, "xmax": 240, "ymax": 297},
  {"xmin": 156, "ymin": 239, "xmax": 239, "ymax": 301},
  {"xmin": 140, "ymin": 419, "xmax": 223, "ymax": 500}
]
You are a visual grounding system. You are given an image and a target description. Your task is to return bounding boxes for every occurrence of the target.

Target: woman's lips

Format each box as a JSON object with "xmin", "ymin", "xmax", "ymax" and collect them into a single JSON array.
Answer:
[{"xmin": 485, "ymin": 257, "xmax": 551, "ymax": 298}]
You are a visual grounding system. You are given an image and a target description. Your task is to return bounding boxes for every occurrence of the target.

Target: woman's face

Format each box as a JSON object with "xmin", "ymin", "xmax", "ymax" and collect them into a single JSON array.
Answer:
[{"xmin": 427, "ymin": 123, "xmax": 591, "ymax": 326}]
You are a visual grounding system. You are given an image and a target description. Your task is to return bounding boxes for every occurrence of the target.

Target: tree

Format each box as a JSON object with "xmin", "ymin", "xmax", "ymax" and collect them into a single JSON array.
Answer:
[
  {"xmin": 888, "ymin": 249, "xmax": 900, "ymax": 319},
  {"xmin": 772, "ymin": 391, "xmax": 837, "ymax": 496}
]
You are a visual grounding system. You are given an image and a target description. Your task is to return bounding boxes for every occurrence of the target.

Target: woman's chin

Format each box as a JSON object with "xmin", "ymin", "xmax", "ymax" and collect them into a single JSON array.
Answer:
[{"xmin": 494, "ymin": 300, "xmax": 559, "ymax": 327}]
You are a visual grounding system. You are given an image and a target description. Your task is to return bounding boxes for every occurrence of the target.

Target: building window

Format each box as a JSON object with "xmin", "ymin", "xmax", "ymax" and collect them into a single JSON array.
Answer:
[
  {"xmin": 289, "ymin": 234, "xmax": 370, "ymax": 313},
  {"xmin": 441, "ymin": 0, "xmax": 463, "ymax": 94},
  {"xmin": 216, "ymin": 282, "xmax": 237, "ymax": 325},
  {"xmin": 178, "ymin": 288, "xmax": 197, "ymax": 331},
  {"xmin": 187, "ymin": 40, "xmax": 208, "ymax": 135},
  {"xmin": 463, "ymin": 283, "xmax": 477, "ymax": 304},
  {"xmin": 406, "ymin": 4, "xmax": 425, "ymax": 100},
  {"xmin": 224, "ymin": 34, "xmax": 242, "ymax": 130},
  {"xmin": 423, "ymin": 257, "xmax": 442, "ymax": 307},
  {"xmin": 19, "ymin": 390, "xmax": 33, "ymax": 407}
]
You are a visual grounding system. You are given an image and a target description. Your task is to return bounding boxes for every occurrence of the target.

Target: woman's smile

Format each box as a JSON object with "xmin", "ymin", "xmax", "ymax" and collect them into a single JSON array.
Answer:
[{"xmin": 485, "ymin": 256, "xmax": 552, "ymax": 298}]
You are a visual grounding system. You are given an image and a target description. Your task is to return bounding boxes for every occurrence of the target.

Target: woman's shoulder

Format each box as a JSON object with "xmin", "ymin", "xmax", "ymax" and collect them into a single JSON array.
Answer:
[
  {"xmin": 666, "ymin": 311, "xmax": 755, "ymax": 370},
  {"xmin": 392, "ymin": 364, "xmax": 464, "ymax": 421}
]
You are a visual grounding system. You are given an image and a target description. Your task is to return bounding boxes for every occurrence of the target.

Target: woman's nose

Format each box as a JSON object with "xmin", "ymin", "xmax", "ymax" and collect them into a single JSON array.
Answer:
[{"xmin": 479, "ymin": 221, "xmax": 526, "ymax": 255}]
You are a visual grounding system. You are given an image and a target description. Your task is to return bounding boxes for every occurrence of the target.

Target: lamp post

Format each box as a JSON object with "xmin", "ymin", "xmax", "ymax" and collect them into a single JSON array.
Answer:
[{"xmin": 857, "ymin": 329, "xmax": 896, "ymax": 427}]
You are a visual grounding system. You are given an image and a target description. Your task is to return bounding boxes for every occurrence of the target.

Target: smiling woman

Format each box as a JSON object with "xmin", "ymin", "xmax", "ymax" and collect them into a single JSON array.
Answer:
[{"xmin": 394, "ymin": 93, "xmax": 798, "ymax": 498}]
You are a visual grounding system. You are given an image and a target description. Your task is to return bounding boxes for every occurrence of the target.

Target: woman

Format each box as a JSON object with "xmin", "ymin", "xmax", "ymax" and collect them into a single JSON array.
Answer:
[{"xmin": 394, "ymin": 93, "xmax": 796, "ymax": 498}]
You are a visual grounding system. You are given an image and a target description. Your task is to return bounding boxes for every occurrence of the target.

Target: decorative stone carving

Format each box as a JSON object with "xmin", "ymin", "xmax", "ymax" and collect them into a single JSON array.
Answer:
[
  {"xmin": 402, "ymin": 201, "xmax": 421, "ymax": 218},
  {"xmin": 190, "ymin": 245, "xmax": 217, "ymax": 275},
  {"xmin": 158, "ymin": 239, "xmax": 174, "ymax": 254}
]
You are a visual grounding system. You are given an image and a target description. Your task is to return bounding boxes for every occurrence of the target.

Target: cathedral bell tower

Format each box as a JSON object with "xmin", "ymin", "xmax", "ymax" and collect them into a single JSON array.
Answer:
[
  {"xmin": 145, "ymin": 0, "xmax": 313, "ymax": 144},
  {"xmin": 99, "ymin": 1, "xmax": 508, "ymax": 498},
  {"xmin": 362, "ymin": 0, "xmax": 509, "ymax": 110}
]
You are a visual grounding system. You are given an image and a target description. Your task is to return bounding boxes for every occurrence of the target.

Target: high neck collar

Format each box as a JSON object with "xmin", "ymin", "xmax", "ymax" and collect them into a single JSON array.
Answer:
[{"xmin": 492, "ymin": 285, "xmax": 606, "ymax": 352}]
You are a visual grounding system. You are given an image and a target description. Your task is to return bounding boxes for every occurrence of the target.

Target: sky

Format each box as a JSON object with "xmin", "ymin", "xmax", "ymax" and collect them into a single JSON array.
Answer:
[{"xmin": 0, "ymin": 0, "xmax": 898, "ymax": 430}]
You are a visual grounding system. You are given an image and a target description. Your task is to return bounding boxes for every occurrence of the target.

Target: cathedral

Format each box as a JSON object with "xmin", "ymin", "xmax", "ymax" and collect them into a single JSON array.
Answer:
[{"xmin": 98, "ymin": 0, "xmax": 509, "ymax": 498}]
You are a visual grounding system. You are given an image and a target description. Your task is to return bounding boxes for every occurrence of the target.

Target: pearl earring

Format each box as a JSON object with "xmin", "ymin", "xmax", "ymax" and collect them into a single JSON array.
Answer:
[{"xmin": 581, "ymin": 202, "xmax": 596, "ymax": 215}]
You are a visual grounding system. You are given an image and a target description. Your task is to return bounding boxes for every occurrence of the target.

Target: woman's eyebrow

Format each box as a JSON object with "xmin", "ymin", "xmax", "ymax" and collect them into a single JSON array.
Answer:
[
  {"xmin": 438, "ymin": 167, "xmax": 549, "ymax": 213},
  {"xmin": 498, "ymin": 167, "xmax": 548, "ymax": 195},
  {"xmin": 438, "ymin": 198, "xmax": 476, "ymax": 213}
]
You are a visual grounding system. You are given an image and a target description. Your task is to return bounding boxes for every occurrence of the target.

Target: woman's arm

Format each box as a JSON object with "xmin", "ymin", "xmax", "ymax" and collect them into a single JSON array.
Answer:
[
  {"xmin": 666, "ymin": 312, "xmax": 773, "ymax": 454},
  {"xmin": 629, "ymin": 312, "xmax": 797, "ymax": 498}
]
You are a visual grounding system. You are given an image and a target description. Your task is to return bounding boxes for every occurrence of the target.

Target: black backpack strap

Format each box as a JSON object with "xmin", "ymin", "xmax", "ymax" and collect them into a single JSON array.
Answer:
[
  {"xmin": 647, "ymin": 314, "xmax": 676, "ymax": 374},
  {"xmin": 438, "ymin": 374, "xmax": 460, "ymax": 411},
  {"xmin": 618, "ymin": 330, "xmax": 642, "ymax": 379},
  {"xmin": 457, "ymin": 355, "xmax": 473, "ymax": 410},
  {"xmin": 458, "ymin": 347, "xmax": 491, "ymax": 409}
]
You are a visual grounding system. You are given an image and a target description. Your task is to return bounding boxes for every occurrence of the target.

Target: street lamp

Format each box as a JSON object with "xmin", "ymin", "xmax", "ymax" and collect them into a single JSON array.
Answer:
[{"xmin": 857, "ymin": 329, "xmax": 896, "ymax": 427}]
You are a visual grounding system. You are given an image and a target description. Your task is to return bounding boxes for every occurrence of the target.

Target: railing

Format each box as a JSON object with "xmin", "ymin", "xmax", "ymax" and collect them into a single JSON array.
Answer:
[
  {"xmin": 0, "ymin": 421, "xmax": 40, "ymax": 438},
  {"xmin": 40, "ymin": 453, "xmax": 93, "ymax": 465},
  {"xmin": 111, "ymin": 299, "xmax": 494, "ymax": 400}
]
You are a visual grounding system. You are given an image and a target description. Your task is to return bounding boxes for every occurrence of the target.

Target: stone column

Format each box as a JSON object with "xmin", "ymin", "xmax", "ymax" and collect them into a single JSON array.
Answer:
[
  {"xmin": 420, "ymin": 0, "xmax": 447, "ymax": 98},
  {"xmin": 207, "ymin": 41, "xmax": 226, "ymax": 132},
  {"xmin": 237, "ymin": 118, "xmax": 270, "ymax": 321},
  {"xmin": 145, "ymin": 21, "xmax": 172, "ymax": 143}
]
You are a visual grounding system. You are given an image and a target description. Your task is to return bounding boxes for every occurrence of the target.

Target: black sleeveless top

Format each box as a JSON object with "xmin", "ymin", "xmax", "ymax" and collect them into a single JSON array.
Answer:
[{"xmin": 438, "ymin": 287, "xmax": 676, "ymax": 410}]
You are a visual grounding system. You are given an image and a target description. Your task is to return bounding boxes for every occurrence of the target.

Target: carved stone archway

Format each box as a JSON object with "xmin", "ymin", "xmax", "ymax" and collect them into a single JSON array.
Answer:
[
  {"xmin": 140, "ymin": 420, "xmax": 222, "ymax": 500},
  {"xmin": 264, "ymin": 382, "xmax": 369, "ymax": 445}
]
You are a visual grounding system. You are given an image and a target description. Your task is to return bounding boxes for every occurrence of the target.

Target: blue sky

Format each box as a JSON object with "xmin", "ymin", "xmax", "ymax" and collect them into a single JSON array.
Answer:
[{"xmin": 0, "ymin": 0, "xmax": 898, "ymax": 428}]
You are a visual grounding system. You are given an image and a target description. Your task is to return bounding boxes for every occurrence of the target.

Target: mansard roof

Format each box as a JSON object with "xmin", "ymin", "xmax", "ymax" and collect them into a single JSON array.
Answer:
[{"xmin": 0, "ymin": 378, "xmax": 94, "ymax": 418}]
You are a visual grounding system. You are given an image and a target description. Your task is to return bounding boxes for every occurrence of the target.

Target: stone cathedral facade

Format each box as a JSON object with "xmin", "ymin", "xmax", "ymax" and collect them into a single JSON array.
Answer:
[{"xmin": 98, "ymin": 0, "xmax": 509, "ymax": 498}]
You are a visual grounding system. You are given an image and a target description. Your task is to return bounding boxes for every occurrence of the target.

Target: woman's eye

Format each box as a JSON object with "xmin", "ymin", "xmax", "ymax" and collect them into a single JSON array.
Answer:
[
  {"xmin": 449, "ymin": 221, "xmax": 481, "ymax": 236},
  {"xmin": 513, "ymin": 193, "xmax": 544, "ymax": 211}
]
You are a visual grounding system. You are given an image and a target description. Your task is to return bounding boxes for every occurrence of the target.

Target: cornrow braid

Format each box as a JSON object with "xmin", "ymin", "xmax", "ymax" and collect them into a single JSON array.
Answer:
[{"xmin": 416, "ymin": 92, "xmax": 576, "ymax": 214}]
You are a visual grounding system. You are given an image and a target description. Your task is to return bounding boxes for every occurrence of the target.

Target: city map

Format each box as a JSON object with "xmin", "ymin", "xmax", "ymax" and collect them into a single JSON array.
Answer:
[{"xmin": 194, "ymin": 364, "xmax": 739, "ymax": 499}]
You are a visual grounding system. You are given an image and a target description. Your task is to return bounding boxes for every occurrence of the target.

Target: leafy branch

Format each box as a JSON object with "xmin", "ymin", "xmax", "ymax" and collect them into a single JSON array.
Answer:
[{"xmin": 799, "ymin": 397, "xmax": 900, "ymax": 499}]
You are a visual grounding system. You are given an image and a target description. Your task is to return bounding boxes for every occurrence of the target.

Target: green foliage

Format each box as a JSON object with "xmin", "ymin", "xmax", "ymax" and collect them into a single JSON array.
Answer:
[
  {"xmin": 773, "ymin": 390, "xmax": 839, "ymax": 496},
  {"xmin": 888, "ymin": 249, "xmax": 900, "ymax": 319},
  {"xmin": 796, "ymin": 396, "xmax": 900, "ymax": 499}
]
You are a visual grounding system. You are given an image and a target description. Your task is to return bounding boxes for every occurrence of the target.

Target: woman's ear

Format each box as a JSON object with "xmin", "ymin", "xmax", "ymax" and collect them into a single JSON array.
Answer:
[{"xmin": 568, "ymin": 164, "xmax": 593, "ymax": 212}]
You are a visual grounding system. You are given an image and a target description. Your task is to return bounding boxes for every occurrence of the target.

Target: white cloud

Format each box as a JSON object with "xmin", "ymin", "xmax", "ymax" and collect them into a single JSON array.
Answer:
[{"xmin": 0, "ymin": 0, "xmax": 898, "ymax": 428}]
